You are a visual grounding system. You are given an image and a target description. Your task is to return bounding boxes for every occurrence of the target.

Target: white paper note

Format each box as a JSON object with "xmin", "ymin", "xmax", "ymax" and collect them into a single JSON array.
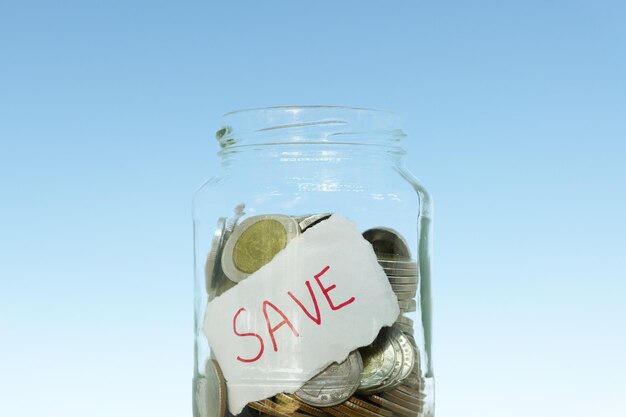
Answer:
[{"xmin": 203, "ymin": 214, "xmax": 400, "ymax": 414}]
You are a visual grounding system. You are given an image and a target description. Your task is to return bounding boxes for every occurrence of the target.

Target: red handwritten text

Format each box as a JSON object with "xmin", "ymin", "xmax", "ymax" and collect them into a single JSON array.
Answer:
[{"xmin": 232, "ymin": 265, "xmax": 355, "ymax": 363}]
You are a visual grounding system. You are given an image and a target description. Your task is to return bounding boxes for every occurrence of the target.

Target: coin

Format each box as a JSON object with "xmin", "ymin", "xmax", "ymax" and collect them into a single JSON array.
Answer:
[
  {"xmin": 224, "ymin": 203, "xmax": 246, "ymax": 239},
  {"xmin": 383, "ymin": 388, "xmax": 422, "ymax": 406},
  {"xmin": 401, "ymin": 375, "xmax": 423, "ymax": 391},
  {"xmin": 379, "ymin": 260, "xmax": 417, "ymax": 268},
  {"xmin": 377, "ymin": 258, "xmax": 417, "ymax": 271},
  {"xmin": 393, "ymin": 333, "xmax": 416, "ymax": 386},
  {"xmin": 204, "ymin": 359, "xmax": 227, "ymax": 417},
  {"xmin": 395, "ymin": 383, "xmax": 422, "ymax": 395},
  {"xmin": 397, "ymin": 299, "xmax": 416, "ymax": 312},
  {"xmin": 381, "ymin": 391, "xmax": 423, "ymax": 411},
  {"xmin": 221, "ymin": 215, "xmax": 299, "ymax": 282},
  {"xmin": 387, "ymin": 276, "xmax": 418, "ymax": 285},
  {"xmin": 332, "ymin": 403, "xmax": 379, "ymax": 417},
  {"xmin": 270, "ymin": 394, "xmax": 301, "ymax": 414},
  {"xmin": 390, "ymin": 283, "xmax": 418, "ymax": 293},
  {"xmin": 395, "ymin": 315, "xmax": 413, "ymax": 327},
  {"xmin": 376, "ymin": 334, "xmax": 404, "ymax": 392},
  {"xmin": 367, "ymin": 395, "xmax": 416, "ymax": 417},
  {"xmin": 215, "ymin": 277, "xmax": 237, "ymax": 296},
  {"xmin": 275, "ymin": 394, "xmax": 332, "ymax": 417},
  {"xmin": 392, "ymin": 321, "xmax": 413, "ymax": 336},
  {"xmin": 345, "ymin": 397, "xmax": 393, "ymax": 417},
  {"xmin": 383, "ymin": 269, "xmax": 417, "ymax": 277},
  {"xmin": 382, "ymin": 268, "xmax": 418, "ymax": 277},
  {"xmin": 362, "ymin": 228, "xmax": 411, "ymax": 258},
  {"xmin": 323, "ymin": 405, "xmax": 351, "ymax": 417},
  {"xmin": 249, "ymin": 400, "xmax": 309, "ymax": 417},
  {"xmin": 376, "ymin": 253, "xmax": 414, "ymax": 261},
  {"xmin": 394, "ymin": 291, "xmax": 416, "ymax": 301},
  {"xmin": 298, "ymin": 213, "xmax": 333, "ymax": 232},
  {"xmin": 295, "ymin": 351, "xmax": 363, "ymax": 407},
  {"xmin": 358, "ymin": 335, "xmax": 396, "ymax": 393},
  {"xmin": 403, "ymin": 333, "xmax": 419, "ymax": 351}
]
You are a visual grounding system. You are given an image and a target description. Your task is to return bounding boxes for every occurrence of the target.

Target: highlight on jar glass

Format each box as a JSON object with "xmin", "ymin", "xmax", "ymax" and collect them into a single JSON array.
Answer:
[{"xmin": 192, "ymin": 106, "xmax": 434, "ymax": 417}]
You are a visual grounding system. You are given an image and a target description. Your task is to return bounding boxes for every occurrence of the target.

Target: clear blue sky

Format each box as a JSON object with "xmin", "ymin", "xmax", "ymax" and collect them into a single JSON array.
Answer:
[{"xmin": 1, "ymin": 1, "xmax": 625, "ymax": 416}]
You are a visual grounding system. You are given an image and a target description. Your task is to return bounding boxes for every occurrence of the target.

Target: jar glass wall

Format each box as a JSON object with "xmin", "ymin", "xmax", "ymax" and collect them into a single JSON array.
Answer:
[{"xmin": 193, "ymin": 107, "xmax": 434, "ymax": 417}]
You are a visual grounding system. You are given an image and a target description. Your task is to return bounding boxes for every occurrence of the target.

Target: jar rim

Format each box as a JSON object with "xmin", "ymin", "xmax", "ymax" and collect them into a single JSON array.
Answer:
[
  {"xmin": 217, "ymin": 105, "xmax": 405, "ymax": 149},
  {"xmin": 223, "ymin": 105, "xmax": 397, "ymax": 117}
]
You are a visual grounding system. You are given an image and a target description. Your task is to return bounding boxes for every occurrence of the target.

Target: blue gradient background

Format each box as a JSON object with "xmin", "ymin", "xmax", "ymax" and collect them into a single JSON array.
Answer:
[{"xmin": 1, "ymin": 1, "xmax": 625, "ymax": 416}]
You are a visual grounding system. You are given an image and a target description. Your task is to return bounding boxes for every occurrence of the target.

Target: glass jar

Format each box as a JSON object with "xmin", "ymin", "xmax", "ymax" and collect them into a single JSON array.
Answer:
[{"xmin": 193, "ymin": 106, "xmax": 434, "ymax": 417}]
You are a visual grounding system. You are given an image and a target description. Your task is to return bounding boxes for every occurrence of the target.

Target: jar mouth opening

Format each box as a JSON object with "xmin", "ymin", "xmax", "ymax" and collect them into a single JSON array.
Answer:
[
  {"xmin": 217, "ymin": 105, "xmax": 406, "ymax": 149},
  {"xmin": 223, "ymin": 105, "xmax": 397, "ymax": 117}
]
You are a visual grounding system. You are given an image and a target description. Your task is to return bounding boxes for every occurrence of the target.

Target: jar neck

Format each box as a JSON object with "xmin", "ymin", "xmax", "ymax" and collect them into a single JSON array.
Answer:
[
  {"xmin": 218, "ymin": 143, "xmax": 405, "ymax": 172},
  {"xmin": 216, "ymin": 106, "xmax": 407, "ymax": 153}
]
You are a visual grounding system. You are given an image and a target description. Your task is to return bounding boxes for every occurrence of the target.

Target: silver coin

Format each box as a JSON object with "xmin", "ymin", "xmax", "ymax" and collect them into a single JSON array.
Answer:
[
  {"xmin": 396, "ymin": 315, "xmax": 414, "ymax": 328},
  {"xmin": 397, "ymin": 299, "xmax": 417, "ymax": 312},
  {"xmin": 205, "ymin": 217, "xmax": 227, "ymax": 298},
  {"xmin": 403, "ymin": 332, "xmax": 419, "ymax": 350},
  {"xmin": 376, "ymin": 254, "xmax": 415, "ymax": 263},
  {"xmin": 298, "ymin": 213, "xmax": 333, "ymax": 232},
  {"xmin": 378, "ymin": 262, "xmax": 417, "ymax": 275},
  {"xmin": 393, "ymin": 321, "xmax": 413, "ymax": 335},
  {"xmin": 363, "ymin": 227, "xmax": 412, "ymax": 258},
  {"xmin": 221, "ymin": 214, "xmax": 300, "ymax": 282},
  {"xmin": 295, "ymin": 351, "xmax": 363, "ymax": 407},
  {"xmin": 225, "ymin": 203, "xmax": 246, "ymax": 233},
  {"xmin": 380, "ymin": 261, "xmax": 418, "ymax": 270},
  {"xmin": 380, "ymin": 328, "xmax": 415, "ymax": 391},
  {"xmin": 390, "ymin": 283, "xmax": 418, "ymax": 293},
  {"xmin": 394, "ymin": 291, "xmax": 417, "ymax": 301},
  {"xmin": 383, "ymin": 268, "xmax": 418, "ymax": 277},
  {"xmin": 378, "ymin": 332, "xmax": 405, "ymax": 391},
  {"xmin": 393, "ymin": 314, "xmax": 414, "ymax": 335},
  {"xmin": 358, "ymin": 335, "xmax": 397, "ymax": 393},
  {"xmin": 203, "ymin": 359, "xmax": 227, "ymax": 417},
  {"xmin": 394, "ymin": 333, "xmax": 417, "ymax": 386},
  {"xmin": 387, "ymin": 276, "xmax": 418, "ymax": 285},
  {"xmin": 380, "ymin": 260, "xmax": 417, "ymax": 268}
]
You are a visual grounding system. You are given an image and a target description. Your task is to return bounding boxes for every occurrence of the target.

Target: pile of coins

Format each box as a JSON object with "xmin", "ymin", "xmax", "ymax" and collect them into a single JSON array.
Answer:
[{"xmin": 200, "ymin": 212, "xmax": 426, "ymax": 417}]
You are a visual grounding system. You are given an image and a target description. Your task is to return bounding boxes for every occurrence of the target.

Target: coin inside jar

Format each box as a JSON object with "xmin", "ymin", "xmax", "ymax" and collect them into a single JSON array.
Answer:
[
  {"xmin": 362, "ymin": 227, "xmax": 411, "ymax": 258},
  {"xmin": 358, "ymin": 336, "xmax": 396, "ymax": 393},
  {"xmin": 221, "ymin": 215, "xmax": 299, "ymax": 282},
  {"xmin": 203, "ymin": 359, "xmax": 227, "ymax": 417},
  {"xmin": 397, "ymin": 299, "xmax": 417, "ymax": 312},
  {"xmin": 393, "ymin": 332, "xmax": 416, "ymax": 386},
  {"xmin": 295, "ymin": 351, "xmax": 363, "ymax": 407},
  {"xmin": 297, "ymin": 213, "xmax": 333, "ymax": 232}
]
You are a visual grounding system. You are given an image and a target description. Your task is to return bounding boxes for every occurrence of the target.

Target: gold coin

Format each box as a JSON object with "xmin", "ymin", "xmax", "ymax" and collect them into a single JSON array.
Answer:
[
  {"xmin": 358, "ymin": 338, "xmax": 396, "ymax": 393},
  {"xmin": 346, "ymin": 397, "xmax": 393, "ymax": 417},
  {"xmin": 249, "ymin": 399, "xmax": 309, "ymax": 417},
  {"xmin": 381, "ymin": 391, "xmax": 423, "ymax": 410},
  {"xmin": 332, "ymin": 404, "xmax": 372, "ymax": 417},
  {"xmin": 221, "ymin": 215, "xmax": 299, "ymax": 282},
  {"xmin": 273, "ymin": 395, "xmax": 301, "ymax": 414},
  {"xmin": 340, "ymin": 399, "xmax": 390, "ymax": 417},
  {"xmin": 324, "ymin": 406, "xmax": 350, "ymax": 417},
  {"xmin": 367, "ymin": 395, "xmax": 417, "ymax": 417},
  {"xmin": 276, "ymin": 395, "xmax": 332, "ymax": 417},
  {"xmin": 233, "ymin": 219, "xmax": 288, "ymax": 273},
  {"xmin": 394, "ymin": 385, "xmax": 425, "ymax": 399}
]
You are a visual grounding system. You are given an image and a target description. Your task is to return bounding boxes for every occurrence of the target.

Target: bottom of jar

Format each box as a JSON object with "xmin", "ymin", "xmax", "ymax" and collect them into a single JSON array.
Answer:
[{"xmin": 193, "ymin": 375, "xmax": 434, "ymax": 417}]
